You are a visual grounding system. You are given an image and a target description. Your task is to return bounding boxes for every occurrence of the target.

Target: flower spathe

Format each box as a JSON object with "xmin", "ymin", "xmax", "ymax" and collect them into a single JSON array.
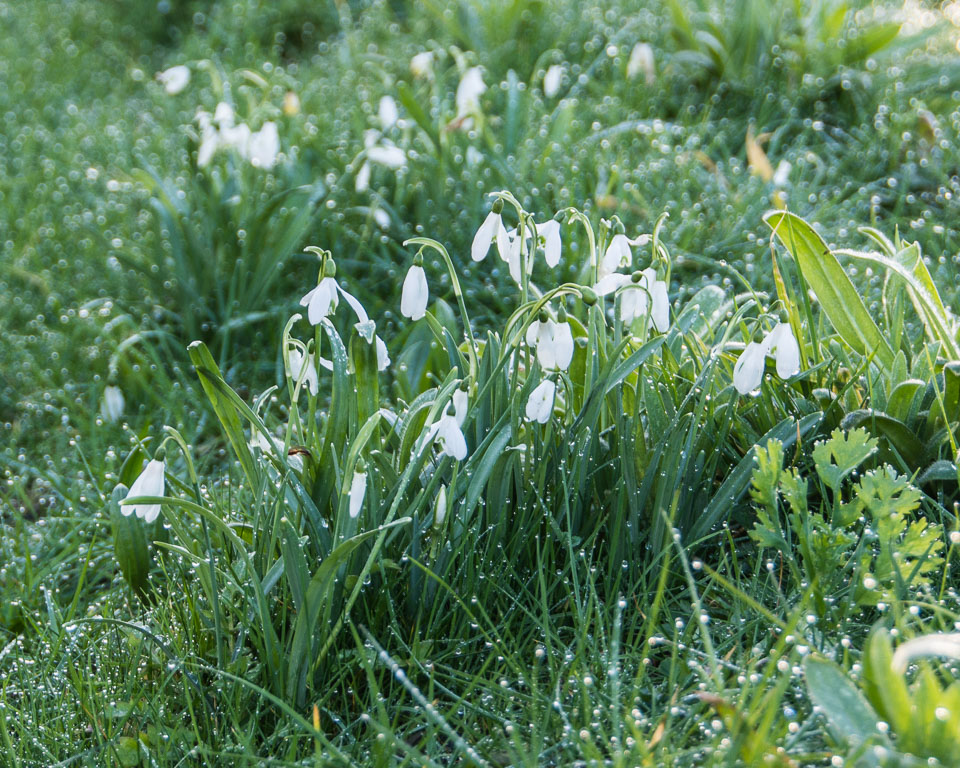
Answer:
[
  {"xmin": 349, "ymin": 467, "xmax": 367, "ymax": 518},
  {"xmin": 401, "ymin": 265, "xmax": 429, "ymax": 321},
  {"xmin": 732, "ymin": 322, "xmax": 801, "ymax": 395},
  {"xmin": 525, "ymin": 379, "xmax": 556, "ymax": 423},
  {"xmin": 526, "ymin": 317, "xmax": 574, "ymax": 371},
  {"xmin": 123, "ymin": 459, "xmax": 165, "ymax": 524}
]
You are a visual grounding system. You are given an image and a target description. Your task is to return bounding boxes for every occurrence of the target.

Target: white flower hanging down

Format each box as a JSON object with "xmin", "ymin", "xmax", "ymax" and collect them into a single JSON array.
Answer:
[
  {"xmin": 401, "ymin": 263, "xmax": 429, "ymax": 321},
  {"xmin": 595, "ymin": 268, "xmax": 670, "ymax": 332},
  {"xmin": 525, "ymin": 379, "xmax": 556, "ymax": 424},
  {"xmin": 247, "ymin": 122, "xmax": 280, "ymax": 169},
  {"xmin": 425, "ymin": 389, "xmax": 469, "ymax": 461},
  {"xmin": 288, "ymin": 348, "xmax": 320, "ymax": 396},
  {"xmin": 410, "ymin": 51, "xmax": 434, "ymax": 79},
  {"xmin": 123, "ymin": 459, "xmax": 166, "ymax": 523},
  {"xmin": 349, "ymin": 463, "xmax": 368, "ymax": 518},
  {"xmin": 455, "ymin": 67, "xmax": 486, "ymax": 122},
  {"xmin": 733, "ymin": 322, "xmax": 801, "ymax": 395},
  {"xmin": 599, "ymin": 233, "xmax": 651, "ymax": 279},
  {"xmin": 101, "ymin": 385, "xmax": 125, "ymax": 423},
  {"xmin": 157, "ymin": 65, "xmax": 190, "ymax": 95},
  {"xmin": 526, "ymin": 315, "xmax": 574, "ymax": 371},
  {"xmin": 378, "ymin": 95, "xmax": 399, "ymax": 130},
  {"xmin": 543, "ymin": 65, "xmax": 563, "ymax": 99},
  {"xmin": 626, "ymin": 43, "xmax": 656, "ymax": 84},
  {"xmin": 472, "ymin": 208, "xmax": 507, "ymax": 262}
]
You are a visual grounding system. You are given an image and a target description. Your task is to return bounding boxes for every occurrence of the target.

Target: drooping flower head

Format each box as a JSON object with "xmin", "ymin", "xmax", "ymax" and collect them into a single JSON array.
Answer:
[
  {"xmin": 401, "ymin": 259, "xmax": 429, "ymax": 321},
  {"xmin": 525, "ymin": 379, "xmax": 557, "ymax": 424},
  {"xmin": 122, "ymin": 459, "xmax": 166, "ymax": 524},
  {"xmin": 526, "ymin": 310, "xmax": 574, "ymax": 371}
]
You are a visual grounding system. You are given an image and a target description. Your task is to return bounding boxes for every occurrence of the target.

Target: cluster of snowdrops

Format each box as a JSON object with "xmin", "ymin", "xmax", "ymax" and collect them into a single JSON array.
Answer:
[{"xmin": 121, "ymin": 192, "xmax": 801, "ymax": 523}]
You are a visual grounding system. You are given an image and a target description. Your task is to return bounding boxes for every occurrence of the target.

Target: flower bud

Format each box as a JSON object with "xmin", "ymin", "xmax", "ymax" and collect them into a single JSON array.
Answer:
[
  {"xmin": 433, "ymin": 485, "xmax": 448, "ymax": 529},
  {"xmin": 492, "ymin": 198, "xmax": 504, "ymax": 215}
]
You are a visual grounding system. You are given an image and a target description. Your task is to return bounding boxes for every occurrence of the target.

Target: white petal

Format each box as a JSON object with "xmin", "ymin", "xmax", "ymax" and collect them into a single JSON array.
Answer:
[
  {"xmin": 471, "ymin": 211, "xmax": 500, "ymax": 262},
  {"xmin": 627, "ymin": 43, "xmax": 655, "ymax": 84},
  {"xmin": 437, "ymin": 416, "xmax": 467, "ymax": 460},
  {"xmin": 733, "ymin": 341, "xmax": 768, "ymax": 395},
  {"xmin": 456, "ymin": 67, "xmax": 486, "ymax": 117},
  {"xmin": 367, "ymin": 144, "xmax": 406, "ymax": 168},
  {"xmin": 543, "ymin": 65, "xmax": 563, "ymax": 98},
  {"xmin": 197, "ymin": 128, "xmax": 219, "ymax": 167},
  {"xmin": 537, "ymin": 220, "xmax": 562, "ymax": 267},
  {"xmin": 535, "ymin": 322, "xmax": 557, "ymax": 370},
  {"xmin": 452, "ymin": 388, "xmax": 468, "ymax": 426},
  {"xmin": 551, "ymin": 321, "xmax": 574, "ymax": 371},
  {"xmin": 214, "ymin": 101, "xmax": 234, "ymax": 128},
  {"xmin": 769, "ymin": 323, "xmax": 800, "ymax": 379},
  {"xmin": 157, "ymin": 65, "xmax": 190, "ymax": 95},
  {"xmin": 525, "ymin": 379, "xmax": 556, "ymax": 423},
  {"xmin": 349, "ymin": 470, "xmax": 367, "ymax": 518},
  {"xmin": 355, "ymin": 161, "xmax": 371, "ymax": 192},
  {"xmin": 306, "ymin": 278, "xmax": 339, "ymax": 325},
  {"xmin": 495, "ymin": 220, "xmax": 512, "ymax": 264},
  {"xmin": 375, "ymin": 336, "xmax": 390, "ymax": 371},
  {"xmin": 525, "ymin": 321, "xmax": 540, "ymax": 350},
  {"xmin": 600, "ymin": 235, "xmax": 630, "ymax": 278},
  {"xmin": 410, "ymin": 51, "xmax": 434, "ymax": 79},
  {"xmin": 401, "ymin": 265, "xmax": 429, "ymax": 320},
  {"xmin": 337, "ymin": 284, "xmax": 370, "ymax": 326},
  {"xmin": 594, "ymin": 273, "xmax": 631, "ymax": 297},
  {"xmin": 125, "ymin": 460, "xmax": 165, "ymax": 522},
  {"xmin": 379, "ymin": 95, "xmax": 399, "ymax": 130},
  {"xmin": 650, "ymin": 280, "xmax": 670, "ymax": 332},
  {"xmin": 101, "ymin": 385, "xmax": 125, "ymax": 423},
  {"xmin": 248, "ymin": 122, "xmax": 279, "ymax": 169}
]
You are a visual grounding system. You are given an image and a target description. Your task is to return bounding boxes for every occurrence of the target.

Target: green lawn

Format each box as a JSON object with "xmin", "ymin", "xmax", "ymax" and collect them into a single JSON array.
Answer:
[{"xmin": 3, "ymin": 1, "xmax": 960, "ymax": 765}]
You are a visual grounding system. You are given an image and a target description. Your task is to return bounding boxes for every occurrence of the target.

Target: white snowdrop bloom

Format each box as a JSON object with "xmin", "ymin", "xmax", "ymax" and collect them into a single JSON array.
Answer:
[
  {"xmin": 123, "ymin": 459, "xmax": 165, "ymax": 524},
  {"xmin": 214, "ymin": 101, "xmax": 235, "ymax": 127},
  {"xmin": 466, "ymin": 146, "xmax": 483, "ymax": 166},
  {"xmin": 379, "ymin": 95, "xmax": 399, "ymax": 130},
  {"xmin": 366, "ymin": 144, "xmax": 406, "ymax": 168},
  {"xmin": 773, "ymin": 159, "xmax": 792, "ymax": 187},
  {"xmin": 401, "ymin": 264, "xmax": 429, "ymax": 321},
  {"xmin": 349, "ymin": 465, "xmax": 367, "ymax": 518},
  {"xmin": 892, "ymin": 633, "xmax": 960, "ymax": 673},
  {"xmin": 471, "ymin": 210, "xmax": 506, "ymax": 262},
  {"xmin": 456, "ymin": 67, "xmax": 486, "ymax": 118},
  {"xmin": 537, "ymin": 220, "xmax": 562, "ymax": 268},
  {"xmin": 600, "ymin": 233, "xmax": 651, "ymax": 278},
  {"xmin": 410, "ymin": 51, "xmax": 434, "ymax": 79},
  {"xmin": 543, "ymin": 65, "xmax": 563, "ymax": 98},
  {"xmin": 101, "ymin": 385, "xmax": 125, "ymax": 423},
  {"xmin": 766, "ymin": 323, "xmax": 800, "ymax": 379},
  {"xmin": 355, "ymin": 161, "xmax": 371, "ymax": 192},
  {"xmin": 593, "ymin": 272, "xmax": 631, "ymax": 297},
  {"xmin": 157, "ymin": 65, "xmax": 190, "ymax": 95},
  {"xmin": 375, "ymin": 335, "xmax": 390, "ymax": 372},
  {"xmin": 452, "ymin": 387, "xmax": 468, "ymax": 426},
  {"xmin": 248, "ymin": 122, "xmax": 279, "ymax": 169},
  {"xmin": 732, "ymin": 339, "xmax": 770, "ymax": 395},
  {"xmin": 288, "ymin": 348, "xmax": 319, "ymax": 396},
  {"xmin": 732, "ymin": 322, "xmax": 800, "ymax": 395},
  {"xmin": 627, "ymin": 43, "xmax": 655, "ymax": 84},
  {"xmin": 525, "ymin": 379, "xmax": 556, "ymax": 423},
  {"xmin": 300, "ymin": 277, "xmax": 340, "ymax": 325},
  {"xmin": 221, "ymin": 122, "xmax": 252, "ymax": 158},
  {"xmin": 526, "ymin": 317, "xmax": 574, "ymax": 371},
  {"xmin": 372, "ymin": 207, "xmax": 391, "ymax": 229},
  {"xmin": 426, "ymin": 405, "xmax": 468, "ymax": 461}
]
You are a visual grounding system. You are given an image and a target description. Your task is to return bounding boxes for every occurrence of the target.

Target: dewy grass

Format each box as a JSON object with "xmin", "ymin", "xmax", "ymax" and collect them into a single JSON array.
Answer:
[{"xmin": 3, "ymin": 0, "xmax": 960, "ymax": 765}]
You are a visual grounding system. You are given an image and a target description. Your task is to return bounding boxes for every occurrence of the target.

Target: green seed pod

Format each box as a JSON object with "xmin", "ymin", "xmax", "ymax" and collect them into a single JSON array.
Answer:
[
  {"xmin": 580, "ymin": 286, "xmax": 597, "ymax": 306},
  {"xmin": 110, "ymin": 484, "xmax": 152, "ymax": 602},
  {"xmin": 492, "ymin": 198, "xmax": 504, "ymax": 214}
]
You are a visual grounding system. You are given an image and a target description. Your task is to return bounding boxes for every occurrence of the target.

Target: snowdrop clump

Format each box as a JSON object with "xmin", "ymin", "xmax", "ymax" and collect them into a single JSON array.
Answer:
[
  {"xmin": 195, "ymin": 102, "xmax": 280, "ymax": 169},
  {"xmin": 732, "ymin": 321, "xmax": 800, "ymax": 395}
]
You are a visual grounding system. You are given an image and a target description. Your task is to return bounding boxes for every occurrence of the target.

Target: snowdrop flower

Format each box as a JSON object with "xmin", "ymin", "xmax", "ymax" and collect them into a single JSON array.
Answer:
[
  {"xmin": 123, "ymin": 459, "xmax": 165, "ymax": 524},
  {"xmin": 349, "ymin": 462, "xmax": 367, "ymax": 518},
  {"xmin": 101, "ymin": 385, "xmax": 125, "ymax": 423},
  {"xmin": 627, "ymin": 43, "xmax": 655, "ymax": 84},
  {"xmin": 375, "ymin": 336, "xmax": 390, "ymax": 372},
  {"xmin": 543, "ymin": 65, "xmax": 563, "ymax": 98},
  {"xmin": 455, "ymin": 67, "xmax": 486, "ymax": 119},
  {"xmin": 288, "ymin": 348, "xmax": 320, "ymax": 396},
  {"xmin": 426, "ymin": 389, "xmax": 469, "ymax": 461},
  {"xmin": 600, "ymin": 233, "xmax": 651, "ymax": 279},
  {"xmin": 247, "ymin": 122, "xmax": 279, "ymax": 169},
  {"xmin": 401, "ymin": 262, "xmax": 429, "ymax": 321},
  {"xmin": 892, "ymin": 633, "xmax": 960, "ymax": 674},
  {"xmin": 732, "ymin": 322, "xmax": 800, "ymax": 395},
  {"xmin": 526, "ymin": 314, "xmax": 574, "ymax": 371},
  {"xmin": 537, "ymin": 220, "xmax": 562, "ymax": 268},
  {"xmin": 525, "ymin": 379, "xmax": 556, "ymax": 423},
  {"xmin": 772, "ymin": 160, "xmax": 791, "ymax": 187},
  {"xmin": 300, "ymin": 276, "xmax": 340, "ymax": 324},
  {"xmin": 214, "ymin": 101, "xmax": 235, "ymax": 127},
  {"xmin": 157, "ymin": 65, "xmax": 190, "ymax": 95},
  {"xmin": 471, "ymin": 207, "xmax": 507, "ymax": 262},
  {"xmin": 221, "ymin": 122, "xmax": 252, "ymax": 156},
  {"xmin": 356, "ymin": 130, "xmax": 406, "ymax": 192},
  {"xmin": 379, "ymin": 95, "xmax": 399, "ymax": 130},
  {"xmin": 410, "ymin": 51, "xmax": 434, "ymax": 79}
]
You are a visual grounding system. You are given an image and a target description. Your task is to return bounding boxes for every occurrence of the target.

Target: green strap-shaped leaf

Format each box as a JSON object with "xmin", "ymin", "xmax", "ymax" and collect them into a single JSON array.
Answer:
[
  {"xmin": 110, "ymin": 484, "xmax": 151, "ymax": 600},
  {"xmin": 803, "ymin": 656, "xmax": 886, "ymax": 746},
  {"xmin": 188, "ymin": 340, "xmax": 258, "ymax": 490},
  {"xmin": 764, "ymin": 211, "xmax": 894, "ymax": 370}
]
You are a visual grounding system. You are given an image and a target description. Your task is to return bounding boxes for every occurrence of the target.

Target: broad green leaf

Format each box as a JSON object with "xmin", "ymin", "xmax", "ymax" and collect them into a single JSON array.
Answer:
[
  {"xmin": 110, "ymin": 484, "xmax": 151, "ymax": 600},
  {"xmin": 803, "ymin": 656, "xmax": 885, "ymax": 746},
  {"xmin": 764, "ymin": 211, "xmax": 894, "ymax": 370}
]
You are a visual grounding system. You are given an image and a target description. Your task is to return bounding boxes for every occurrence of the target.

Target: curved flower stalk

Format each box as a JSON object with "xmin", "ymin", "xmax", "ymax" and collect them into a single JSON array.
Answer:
[
  {"xmin": 733, "ymin": 322, "xmax": 800, "ymax": 395},
  {"xmin": 123, "ymin": 459, "xmax": 166, "ymax": 523}
]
